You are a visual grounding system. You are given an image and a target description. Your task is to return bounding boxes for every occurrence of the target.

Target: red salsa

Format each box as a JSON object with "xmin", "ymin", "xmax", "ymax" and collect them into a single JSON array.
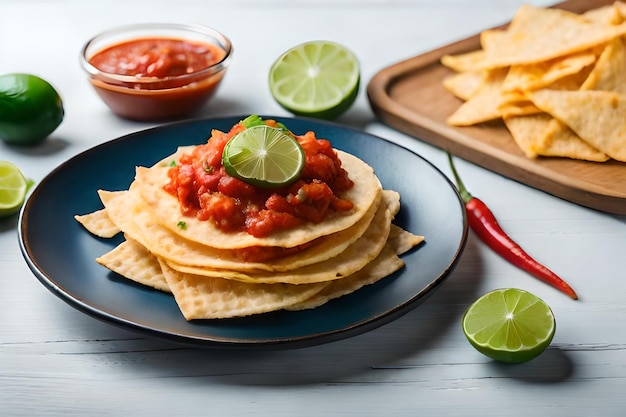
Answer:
[
  {"xmin": 88, "ymin": 38, "xmax": 226, "ymax": 79},
  {"xmin": 163, "ymin": 120, "xmax": 355, "ymax": 238},
  {"xmin": 86, "ymin": 37, "xmax": 229, "ymax": 121}
]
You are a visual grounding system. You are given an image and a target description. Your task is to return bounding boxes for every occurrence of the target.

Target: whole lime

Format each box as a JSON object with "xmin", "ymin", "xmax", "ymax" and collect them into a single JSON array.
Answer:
[{"xmin": 0, "ymin": 73, "xmax": 64, "ymax": 146}]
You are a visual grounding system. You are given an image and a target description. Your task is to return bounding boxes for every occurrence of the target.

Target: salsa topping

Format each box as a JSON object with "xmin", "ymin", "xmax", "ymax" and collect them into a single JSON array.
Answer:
[
  {"xmin": 88, "ymin": 38, "xmax": 226, "ymax": 79},
  {"xmin": 163, "ymin": 117, "xmax": 355, "ymax": 237}
]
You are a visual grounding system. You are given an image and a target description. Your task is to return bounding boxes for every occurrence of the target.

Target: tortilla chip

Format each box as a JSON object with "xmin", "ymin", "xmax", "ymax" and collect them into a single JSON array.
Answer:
[
  {"xmin": 99, "ymin": 187, "xmax": 384, "ymax": 274},
  {"xmin": 501, "ymin": 50, "xmax": 596, "ymax": 93},
  {"xmin": 388, "ymin": 224, "xmax": 424, "ymax": 256},
  {"xmin": 443, "ymin": 70, "xmax": 488, "ymax": 100},
  {"xmin": 540, "ymin": 119, "xmax": 610, "ymax": 162},
  {"xmin": 583, "ymin": 2, "xmax": 625, "ymax": 25},
  {"xmin": 617, "ymin": 1, "xmax": 626, "ymax": 20},
  {"xmin": 503, "ymin": 112, "xmax": 609, "ymax": 162},
  {"xmin": 134, "ymin": 150, "xmax": 382, "ymax": 249},
  {"xmin": 498, "ymin": 92, "xmax": 543, "ymax": 118},
  {"xmin": 500, "ymin": 63, "xmax": 593, "ymax": 118},
  {"xmin": 446, "ymin": 67, "xmax": 509, "ymax": 126},
  {"xmin": 164, "ymin": 201, "xmax": 394, "ymax": 284},
  {"xmin": 441, "ymin": 49, "xmax": 491, "ymax": 73},
  {"xmin": 503, "ymin": 113, "xmax": 552, "ymax": 159},
  {"xmin": 481, "ymin": 5, "xmax": 626, "ymax": 67},
  {"xmin": 286, "ymin": 245, "xmax": 404, "ymax": 311},
  {"xmin": 96, "ymin": 237, "xmax": 170, "ymax": 293},
  {"xmin": 74, "ymin": 209, "xmax": 120, "ymax": 238},
  {"xmin": 278, "ymin": 224, "xmax": 422, "ymax": 310},
  {"xmin": 581, "ymin": 36, "xmax": 626, "ymax": 93},
  {"xmin": 158, "ymin": 259, "xmax": 329, "ymax": 320},
  {"xmin": 528, "ymin": 89, "xmax": 626, "ymax": 161},
  {"xmin": 382, "ymin": 189, "xmax": 401, "ymax": 218}
]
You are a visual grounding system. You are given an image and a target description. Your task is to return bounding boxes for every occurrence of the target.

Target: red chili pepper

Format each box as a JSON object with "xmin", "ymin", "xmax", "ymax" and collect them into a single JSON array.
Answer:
[{"xmin": 447, "ymin": 153, "xmax": 578, "ymax": 300}]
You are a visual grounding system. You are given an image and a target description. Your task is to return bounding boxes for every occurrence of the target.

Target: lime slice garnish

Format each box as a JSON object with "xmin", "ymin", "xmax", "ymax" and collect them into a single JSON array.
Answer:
[
  {"xmin": 0, "ymin": 161, "xmax": 30, "ymax": 217},
  {"xmin": 222, "ymin": 125, "xmax": 305, "ymax": 188},
  {"xmin": 268, "ymin": 40, "xmax": 360, "ymax": 120},
  {"xmin": 462, "ymin": 288, "xmax": 556, "ymax": 363}
]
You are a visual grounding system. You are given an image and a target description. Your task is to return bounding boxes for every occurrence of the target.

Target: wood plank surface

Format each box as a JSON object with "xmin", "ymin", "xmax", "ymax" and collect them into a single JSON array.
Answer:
[{"xmin": 3, "ymin": 1, "xmax": 626, "ymax": 416}]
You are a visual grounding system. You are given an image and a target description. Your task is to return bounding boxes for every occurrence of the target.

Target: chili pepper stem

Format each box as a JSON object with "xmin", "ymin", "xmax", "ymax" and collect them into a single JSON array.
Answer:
[
  {"xmin": 447, "ymin": 152, "xmax": 473, "ymax": 204},
  {"xmin": 446, "ymin": 152, "xmax": 578, "ymax": 300}
]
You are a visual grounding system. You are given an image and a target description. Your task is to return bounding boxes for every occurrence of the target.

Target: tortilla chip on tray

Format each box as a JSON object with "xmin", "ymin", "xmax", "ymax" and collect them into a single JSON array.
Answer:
[
  {"xmin": 528, "ymin": 89, "xmax": 626, "ymax": 162},
  {"xmin": 442, "ymin": 70, "xmax": 488, "ymax": 101},
  {"xmin": 77, "ymin": 126, "xmax": 425, "ymax": 320},
  {"xmin": 503, "ymin": 113, "xmax": 553, "ymax": 159},
  {"xmin": 503, "ymin": 114, "xmax": 609, "ymax": 162},
  {"xmin": 583, "ymin": 1, "xmax": 626, "ymax": 25},
  {"xmin": 540, "ymin": 119, "xmax": 609, "ymax": 163},
  {"xmin": 440, "ymin": 49, "xmax": 490, "ymax": 73},
  {"xmin": 480, "ymin": 5, "xmax": 626, "ymax": 67},
  {"xmin": 500, "ymin": 50, "xmax": 597, "ymax": 94},
  {"xmin": 445, "ymin": 67, "xmax": 508, "ymax": 126},
  {"xmin": 581, "ymin": 36, "xmax": 626, "ymax": 92},
  {"xmin": 441, "ymin": 2, "xmax": 626, "ymax": 163}
]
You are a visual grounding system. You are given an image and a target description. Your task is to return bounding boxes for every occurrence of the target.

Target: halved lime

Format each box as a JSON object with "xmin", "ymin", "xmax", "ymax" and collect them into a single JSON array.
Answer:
[
  {"xmin": 269, "ymin": 40, "xmax": 360, "ymax": 120},
  {"xmin": 0, "ymin": 161, "xmax": 31, "ymax": 217},
  {"xmin": 462, "ymin": 288, "xmax": 556, "ymax": 363},
  {"xmin": 222, "ymin": 125, "xmax": 305, "ymax": 188}
]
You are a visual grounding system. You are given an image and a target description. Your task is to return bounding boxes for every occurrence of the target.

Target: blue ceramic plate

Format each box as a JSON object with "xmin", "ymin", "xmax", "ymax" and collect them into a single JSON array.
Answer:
[{"xmin": 19, "ymin": 116, "xmax": 467, "ymax": 348}]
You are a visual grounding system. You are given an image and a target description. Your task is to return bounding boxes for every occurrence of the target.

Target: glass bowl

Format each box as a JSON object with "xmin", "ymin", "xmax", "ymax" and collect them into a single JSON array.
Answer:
[{"xmin": 80, "ymin": 23, "xmax": 233, "ymax": 121}]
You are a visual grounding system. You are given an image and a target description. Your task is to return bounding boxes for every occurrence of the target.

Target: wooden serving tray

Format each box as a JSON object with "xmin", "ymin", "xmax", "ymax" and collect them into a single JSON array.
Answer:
[{"xmin": 367, "ymin": 0, "xmax": 626, "ymax": 215}]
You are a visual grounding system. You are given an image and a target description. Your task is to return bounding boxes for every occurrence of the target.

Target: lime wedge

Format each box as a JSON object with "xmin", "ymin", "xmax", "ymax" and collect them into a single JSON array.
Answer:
[
  {"xmin": 269, "ymin": 40, "xmax": 360, "ymax": 120},
  {"xmin": 222, "ymin": 125, "xmax": 305, "ymax": 188},
  {"xmin": 0, "ymin": 161, "xmax": 30, "ymax": 217},
  {"xmin": 462, "ymin": 288, "xmax": 556, "ymax": 363}
]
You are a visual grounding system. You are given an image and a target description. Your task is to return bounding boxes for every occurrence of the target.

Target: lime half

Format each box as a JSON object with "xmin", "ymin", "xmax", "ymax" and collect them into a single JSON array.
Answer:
[
  {"xmin": 222, "ymin": 125, "xmax": 305, "ymax": 188},
  {"xmin": 0, "ymin": 161, "xmax": 31, "ymax": 217},
  {"xmin": 462, "ymin": 288, "xmax": 556, "ymax": 363},
  {"xmin": 269, "ymin": 40, "xmax": 360, "ymax": 120}
]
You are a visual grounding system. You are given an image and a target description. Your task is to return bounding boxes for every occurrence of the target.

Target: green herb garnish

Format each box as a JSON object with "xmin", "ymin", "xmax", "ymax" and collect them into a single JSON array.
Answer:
[{"xmin": 240, "ymin": 114, "xmax": 289, "ymax": 133}]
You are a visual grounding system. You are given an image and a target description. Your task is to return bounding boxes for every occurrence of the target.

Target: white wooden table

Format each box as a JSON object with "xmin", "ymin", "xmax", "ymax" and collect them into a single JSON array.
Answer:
[{"xmin": 2, "ymin": 0, "xmax": 625, "ymax": 416}]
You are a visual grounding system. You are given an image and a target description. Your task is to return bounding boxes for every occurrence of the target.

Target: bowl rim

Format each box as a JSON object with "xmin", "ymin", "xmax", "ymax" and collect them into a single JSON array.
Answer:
[{"xmin": 79, "ymin": 22, "xmax": 233, "ymax": 86}]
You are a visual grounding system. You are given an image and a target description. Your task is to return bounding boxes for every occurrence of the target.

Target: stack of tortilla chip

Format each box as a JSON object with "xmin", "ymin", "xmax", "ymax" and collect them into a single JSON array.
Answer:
[
  {"xmin": 441, "ymin": 2, "xmax": 626, "ymax": 162},
  {"xmin": 75, "ymin": 145, "xmax": 424, "ymax": 320}
]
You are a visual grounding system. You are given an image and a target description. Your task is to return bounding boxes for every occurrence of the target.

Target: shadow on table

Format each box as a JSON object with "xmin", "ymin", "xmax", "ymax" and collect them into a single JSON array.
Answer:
[
  {"xmin": 0, "ymin": 212, "xmax": 20, "ymax": 231},
  {"xmin": 487, "ymin": 348, "xmax": 574, "ymax": 383},
  {"xmin": 2, "ymin": 134, "xmax": 71, "ymax": 156},
  {"xmin": 43, "ymin": 234, "xmax": 491, "ymax": 386}
]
